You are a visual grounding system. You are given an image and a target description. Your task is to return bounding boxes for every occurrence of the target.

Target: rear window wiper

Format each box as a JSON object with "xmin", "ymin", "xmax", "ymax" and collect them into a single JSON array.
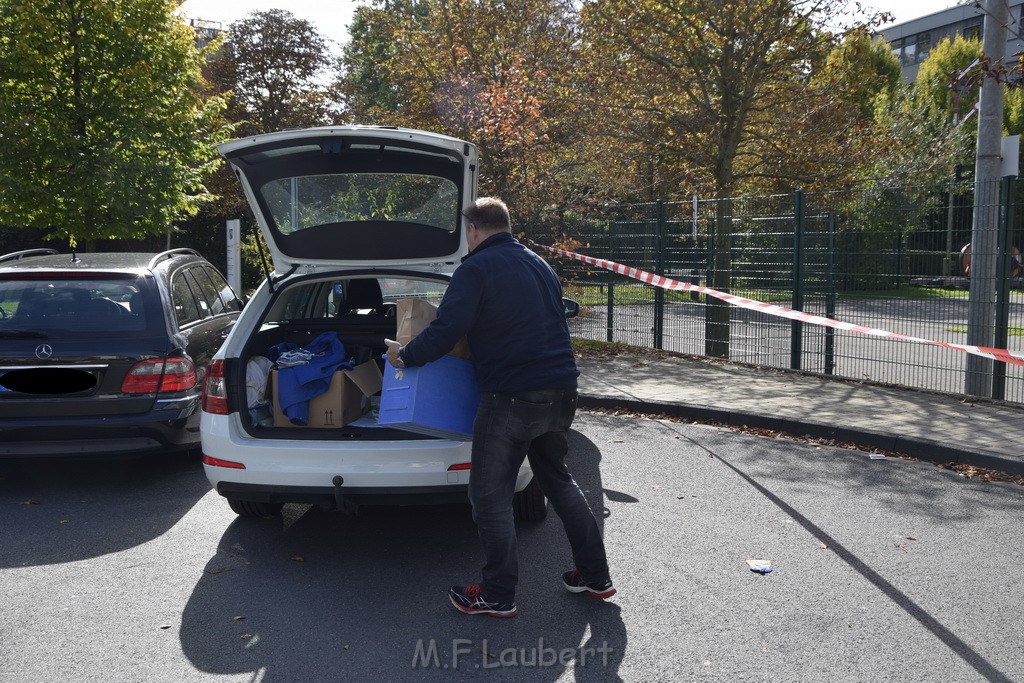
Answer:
[{"xmin": 0, "ymin": 330, "xmax": 49, "ymax": 339}]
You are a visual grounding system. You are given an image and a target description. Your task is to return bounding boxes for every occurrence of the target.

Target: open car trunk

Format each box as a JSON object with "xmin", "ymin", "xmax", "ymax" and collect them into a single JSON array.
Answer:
[{"xmin": 234, "ymin": 272, "xmax": 451, "ymax": 441}]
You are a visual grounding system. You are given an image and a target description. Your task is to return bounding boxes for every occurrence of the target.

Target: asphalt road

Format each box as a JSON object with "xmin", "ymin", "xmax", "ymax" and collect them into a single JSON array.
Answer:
[{"xmin": 1, "ymin": 412, "xmax": 1023, "ymax": 682}]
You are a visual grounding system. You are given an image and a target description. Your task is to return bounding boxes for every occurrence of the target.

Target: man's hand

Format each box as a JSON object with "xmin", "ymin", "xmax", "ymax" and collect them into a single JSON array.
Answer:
[{"xmin": 384, "ymin": 338, "xmax": 405, "ymax": 368}]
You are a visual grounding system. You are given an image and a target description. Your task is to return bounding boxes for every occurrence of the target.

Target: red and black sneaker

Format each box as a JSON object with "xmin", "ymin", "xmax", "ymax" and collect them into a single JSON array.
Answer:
[
  {"xmin": 562, "ymin": 570, "xmax": 616, "ymax": 599},
  {"xmin": 448, "ymin": 585, "xmax": 518, "ymax": 618}
]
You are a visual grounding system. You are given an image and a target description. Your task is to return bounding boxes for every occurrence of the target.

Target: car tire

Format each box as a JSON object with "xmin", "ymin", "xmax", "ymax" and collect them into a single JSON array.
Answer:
[
  {"xmin": 512, "ymin": 476, "xmax": 547, "ymax": 522},
  {"xmin": 227, "ymin": 498, "xmax": 284, "ymax": 518}
]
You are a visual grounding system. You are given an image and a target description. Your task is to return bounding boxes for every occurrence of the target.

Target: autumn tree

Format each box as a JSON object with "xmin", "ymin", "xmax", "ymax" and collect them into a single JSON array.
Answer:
[
  {"xmin": 0, "ymin": 0, "xmax": 227, "ymax": 245},
  {"xmin": 338, "ymin": 0, "xmax": 587, "ymax": 229},
  {"xmin": 205, "ymin": 9, "xmax": 334, "ymax": 137},
  {"xmin": 193, "ymin": 8, "xmax": 336, "ymax": 283},
  {"xmin": 581, "ymin": 0, "xmax": 886, "ymax": 357}
]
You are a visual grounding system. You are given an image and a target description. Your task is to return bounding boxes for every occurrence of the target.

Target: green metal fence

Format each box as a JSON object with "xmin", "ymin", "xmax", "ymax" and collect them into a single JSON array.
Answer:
[{"xmin": 528, "ymin": 180, "xmax": 1024, "ymax": 404}]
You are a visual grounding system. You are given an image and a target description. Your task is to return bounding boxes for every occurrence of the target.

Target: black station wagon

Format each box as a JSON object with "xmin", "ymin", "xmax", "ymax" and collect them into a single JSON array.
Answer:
[{"xmin": 0, "ymin": 248, "xmax": 243, "ymax": 457}]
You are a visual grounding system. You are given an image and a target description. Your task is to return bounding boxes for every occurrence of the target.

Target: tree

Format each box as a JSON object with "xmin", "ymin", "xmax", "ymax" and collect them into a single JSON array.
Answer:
[
  {"xmin": 582, "ymin": 0, "xmax": 888, "ymax": 357},
  {"xmin": 337, "ymin": 1, "xmax": 422, "ymax": 122},
  {"xmin": 205, "ymin": 9, "xmax": 334, "ymax": 136},
  {"xmin": 0, "ymin": 0, "xmax": 228, "ymax": 244},
  {"xmin": 337, "ymin": 0, "xmax": 588, "ymax": 228}
]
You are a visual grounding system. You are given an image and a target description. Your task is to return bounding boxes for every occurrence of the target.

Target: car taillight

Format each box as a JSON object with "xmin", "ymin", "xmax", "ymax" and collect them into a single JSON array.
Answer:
[
  {"xmin": 202, "ymin": 359, "xmax": 229, "ymax": 415},
  {"xmin": 203, "ymin": 454, "xmax": 245, "ymax": 469},
  {"xmin": 448, "ymin": 463, "xmax": 471, "ymax": 471},
  {"xmin": 121, "ymin": 358, "xmax": 197, "ymax": 394}
]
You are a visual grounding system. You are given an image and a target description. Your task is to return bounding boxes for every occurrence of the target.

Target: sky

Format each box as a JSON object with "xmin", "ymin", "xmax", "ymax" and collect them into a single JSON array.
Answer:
[{"xmin": 173, "ymin": 0, "xmax": 976, "ymax": 52}]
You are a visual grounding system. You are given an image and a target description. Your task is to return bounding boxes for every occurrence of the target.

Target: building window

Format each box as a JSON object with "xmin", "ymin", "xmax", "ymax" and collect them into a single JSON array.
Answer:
[
  {"xmin": 915, "ymin": 32, "xmax": 931, "ymax": 63},
  {"xmin": 963, "ymin": 20, "xmax": 982, "ymax": 42}
]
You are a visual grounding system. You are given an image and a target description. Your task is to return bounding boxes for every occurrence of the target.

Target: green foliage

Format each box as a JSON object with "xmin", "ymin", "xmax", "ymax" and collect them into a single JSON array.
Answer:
[
  {"xmin": 0, "ymin": 0, "xmax": 228, "ymax": 244},
  {"xmin": 912, "ymin": 35, "xmax": 982, "ymax": 124},
  {"xmin": 816, "ymin": 31, "xmax": 902, "ymax": 121}
]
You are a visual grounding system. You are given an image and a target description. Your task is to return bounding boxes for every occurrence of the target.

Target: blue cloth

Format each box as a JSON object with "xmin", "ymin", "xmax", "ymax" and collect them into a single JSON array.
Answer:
[
  {"xmin": 400, "ymin": 232, "xmax": 579, "ymax": 393},
  {"xmin": 267, "ymin": 342, "xmax": 300, "ymax": 363},
  {"xmin": 276, "ymin": 332, "xmax": 351, "ymax": 425}
]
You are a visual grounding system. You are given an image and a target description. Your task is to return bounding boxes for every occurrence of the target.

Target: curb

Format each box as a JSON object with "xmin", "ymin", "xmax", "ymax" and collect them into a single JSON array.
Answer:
[{"xmin": 578, "ymin": 395, "xmax": 1024, "ymax": 478}]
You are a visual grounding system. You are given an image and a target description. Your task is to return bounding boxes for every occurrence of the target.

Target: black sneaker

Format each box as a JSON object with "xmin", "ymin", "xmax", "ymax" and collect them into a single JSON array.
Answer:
[
  {"xmin": 448, "ymin": 585, "xmax": 518, "ymax": 618},
  {"xmin": 562, "ymin": 569, "xmax": 616, "ymax": 599}
]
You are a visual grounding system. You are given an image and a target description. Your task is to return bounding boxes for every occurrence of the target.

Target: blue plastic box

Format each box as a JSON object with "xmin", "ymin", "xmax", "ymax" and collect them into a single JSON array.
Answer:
[{"xmin": 378, "ymin": 355, "xmax": 479, "ymax": 440}]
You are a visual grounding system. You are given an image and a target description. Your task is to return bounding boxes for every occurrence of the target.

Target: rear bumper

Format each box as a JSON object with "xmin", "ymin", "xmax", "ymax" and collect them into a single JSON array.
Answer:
[
  {"xmin": 215, "ymin": 481, "xmax": 470, "ymax": 507},
  {"xmin": 0, "ymin": 415, "xmax": 198, "ymax": 457}
]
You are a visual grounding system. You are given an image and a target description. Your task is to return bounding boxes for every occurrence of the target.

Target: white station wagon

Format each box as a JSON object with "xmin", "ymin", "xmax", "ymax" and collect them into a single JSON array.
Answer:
[{"xmin": 200, "ymin": 126, "xmax": 548, "ymax": 520}]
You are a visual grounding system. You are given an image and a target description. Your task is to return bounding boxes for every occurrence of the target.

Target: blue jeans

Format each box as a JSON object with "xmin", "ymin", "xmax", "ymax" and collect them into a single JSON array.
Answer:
[{"xmin": 469, "ymin": 389, "xmax": 610, "ymax": 602}]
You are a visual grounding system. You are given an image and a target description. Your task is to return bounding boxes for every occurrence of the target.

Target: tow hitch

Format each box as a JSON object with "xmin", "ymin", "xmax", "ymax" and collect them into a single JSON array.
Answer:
[{"xmin": 332, "ymin": 475, "xmax": 359, "ymax": 515}]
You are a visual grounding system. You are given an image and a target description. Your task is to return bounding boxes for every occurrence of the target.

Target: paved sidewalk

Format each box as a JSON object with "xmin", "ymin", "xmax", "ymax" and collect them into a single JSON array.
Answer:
[{"xmin": 576, "ymin": 352, "xmax": 1024, "ymax": 477}]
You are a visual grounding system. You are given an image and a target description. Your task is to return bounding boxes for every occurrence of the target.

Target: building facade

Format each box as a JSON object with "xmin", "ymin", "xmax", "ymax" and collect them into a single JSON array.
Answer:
[{"xmin": 877, "ymin": 2, "xmax": 1024, "ymax": 83}]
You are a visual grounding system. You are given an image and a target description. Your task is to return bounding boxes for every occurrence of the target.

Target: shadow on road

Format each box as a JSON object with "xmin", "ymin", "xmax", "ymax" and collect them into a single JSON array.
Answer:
[
  {"xmin": 708, "ymin": 440, "xmax": 1015, "ymax": 683},
  {"xmin": 0, "ymin": 453, "xmax": 210, "ymax": 568},
  {"xmin": 179, "ymin": 430, "xmax": 627, "ymax": 682}
]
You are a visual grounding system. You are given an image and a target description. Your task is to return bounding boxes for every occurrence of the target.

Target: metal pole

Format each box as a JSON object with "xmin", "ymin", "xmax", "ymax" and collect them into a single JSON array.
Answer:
[
  {"xmin": 791, "ymin": 190, "xmax": 805, "ymax": 370},
  {"xmin": 654, "ymin": 200, "xmax": 665, "ymax": 350},
  {"xmin": 606, "ymin": 282, "xmax": 614, "ymax": 343},
  {"xmin": 965, "ymin": 0, "xmax": 1009, "ymax": 397},
  {"xmin": 825, "ymin": 212, "xmax": 837, "ymax": 375},
  {"xmin": 993, "ymin": 175, "xmax": 1015, "ymax": 399}
]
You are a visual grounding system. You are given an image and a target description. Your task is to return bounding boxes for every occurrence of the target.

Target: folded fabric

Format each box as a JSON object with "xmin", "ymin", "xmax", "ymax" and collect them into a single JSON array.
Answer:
[
  {"xmin": 245, "ymin": 356, "xmax": 274, "ymax": 409},
  {"xmin": 266, "ymin": 342, "xmax": 300, "ymax": 363},
  {"xmin": 276, "ymin": 332, "xmax": 353, "ymax": 425},
  {"xmin": 276, "ymin": 349, "xmax": 314, "ymax": 367}
]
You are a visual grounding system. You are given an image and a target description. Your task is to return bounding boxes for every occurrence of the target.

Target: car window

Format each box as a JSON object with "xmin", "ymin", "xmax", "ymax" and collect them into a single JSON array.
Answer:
[
  {"xmin": 267, "ymin": 277, "xmax": 448, "ymax": 324},
  {"xmin": 183, "ymin": 267, "xmax": 224, "ymax": 319},
  {"xmin": 261, "ymin": 173, "xmax": 459, "ymax": 235},
  {"xmin": 200, "ymin": 266, "xmax": 241, "ymax": 316},
  {"xmin": 171, "ymin": 273, "xmax": 202, "ymax": 327},
  {"xmin": 0, "ymin": 277, "xmax": 152, "ymax": 337}
]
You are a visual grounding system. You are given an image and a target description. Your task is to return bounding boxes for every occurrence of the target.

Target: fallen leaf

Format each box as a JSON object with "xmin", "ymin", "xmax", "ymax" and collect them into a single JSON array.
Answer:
[
  {"xmin": 906, "ymin": 536, "xmax": 918, "ymax": 541},
  {"xmin": 291, "ymin": 556, "xmax": 304, "ymax": 562},
  {"xmin": 159, "ymin": 624, "xmax": 172, "ymax": 630},
  {"xmin": 233, "ymin": 616, "xmax": 246, "ymax": 621}
]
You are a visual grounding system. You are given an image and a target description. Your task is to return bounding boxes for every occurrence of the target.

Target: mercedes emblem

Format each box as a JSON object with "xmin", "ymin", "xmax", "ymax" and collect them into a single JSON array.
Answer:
[{"xmin": 34, "ymin": 344, "xmax": 53, "ymax": 359}]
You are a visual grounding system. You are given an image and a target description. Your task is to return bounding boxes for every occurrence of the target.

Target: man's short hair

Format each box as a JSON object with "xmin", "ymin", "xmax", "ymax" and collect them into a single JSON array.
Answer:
[{"xmin": 462, "ymin": 197, "xmax": 510, "ymax": 232}]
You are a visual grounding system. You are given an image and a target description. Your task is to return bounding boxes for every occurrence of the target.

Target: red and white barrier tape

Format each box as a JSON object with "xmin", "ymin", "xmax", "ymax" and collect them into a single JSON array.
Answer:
[{"xmin": 534, "ymin": 242, "xmax": 1024, "ymax": 368}]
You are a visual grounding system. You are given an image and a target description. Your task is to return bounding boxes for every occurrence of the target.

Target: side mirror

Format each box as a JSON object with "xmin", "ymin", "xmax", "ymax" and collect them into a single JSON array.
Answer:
[{"xmin": 562, "ymin": 298, "xmax": 580, "ymax": 319}]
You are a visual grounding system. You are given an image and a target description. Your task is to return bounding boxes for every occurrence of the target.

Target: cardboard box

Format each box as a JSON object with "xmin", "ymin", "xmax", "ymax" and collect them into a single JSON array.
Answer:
[
  {"xmin": 271, "ymin": 360, "xmax": 383, "ymax": 428},
  {"xmin": 396, "ymin": 298, "xmax": 471, "ymax": 359},
  {"xmin": 377, "ymin": 355, "xmax": 478, "ymax": 440}
]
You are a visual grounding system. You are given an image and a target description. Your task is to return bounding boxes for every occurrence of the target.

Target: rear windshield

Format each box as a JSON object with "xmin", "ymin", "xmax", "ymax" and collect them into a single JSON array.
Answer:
[
  {"xmin": 0, "ymin": 276, "xmax": 160, "ymax": 338},
  {"xmin": 260, "ymin": 173, "xmax": 459, "ymax": 235}
]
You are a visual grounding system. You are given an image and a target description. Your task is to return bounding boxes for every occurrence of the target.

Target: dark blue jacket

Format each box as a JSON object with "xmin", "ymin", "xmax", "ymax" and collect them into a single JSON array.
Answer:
[{"xmin": 400, "ymin": 232, "xmax": 579, "ymax": 393}]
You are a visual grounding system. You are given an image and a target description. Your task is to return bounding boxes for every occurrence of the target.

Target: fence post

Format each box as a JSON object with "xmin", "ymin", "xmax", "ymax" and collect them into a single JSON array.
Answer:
[
  {"xmin": 606, "ymin": 282, "xmax": 614, "ymax": 343},
  {"xmin": 993, "ymin": 175, "xmax": 1015, "ymax": 400},
  {"xmin": 825, "ymin": 211, "xmax": 837, "ymax": 375},
  {"xmin": 791, "ymin": 190, "xmax": 805, "ymax": 370},
  {"xmin": 654, "ymin": 200, "xmax": 666, "ymax": 349}
]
